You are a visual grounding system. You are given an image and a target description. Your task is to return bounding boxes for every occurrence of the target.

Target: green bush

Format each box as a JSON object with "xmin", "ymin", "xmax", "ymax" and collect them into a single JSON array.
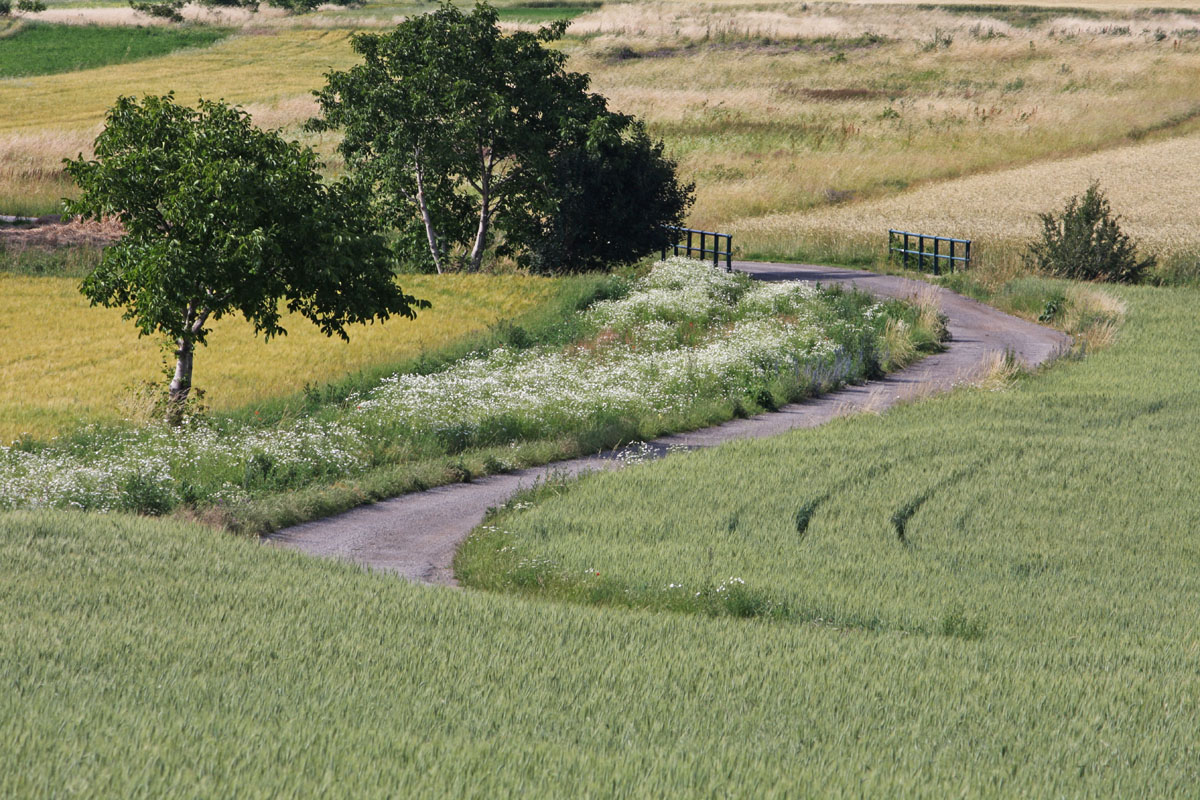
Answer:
[{"xmin": 1024, "ymin": 182, "xmax": 1155, "ymax": 283}]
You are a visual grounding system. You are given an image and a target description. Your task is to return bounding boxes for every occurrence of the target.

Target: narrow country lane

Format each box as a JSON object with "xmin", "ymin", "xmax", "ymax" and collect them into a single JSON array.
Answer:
[{"xmin": 265, "ymin": 262, "xmax": 1071, "ymax": 585}]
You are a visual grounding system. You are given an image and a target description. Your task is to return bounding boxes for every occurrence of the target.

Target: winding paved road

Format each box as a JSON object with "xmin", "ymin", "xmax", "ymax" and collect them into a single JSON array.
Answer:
[{"xmin": 265, "ymin": 262, "xmax": 1070, "ymax": 585}]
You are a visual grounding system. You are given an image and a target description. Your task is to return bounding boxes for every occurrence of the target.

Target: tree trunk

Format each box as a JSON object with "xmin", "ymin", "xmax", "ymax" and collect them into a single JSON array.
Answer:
[
  {"xmin": 167, "ymin": 336, "xmax": 194, "ymax": 427},
  {"xmin": 468, "ymin": 149, "xmax": 492, "ymax": 273},
  {"xmin": 469, "ymin": 202, "xmax": 489, "ymax": 273},
  {"xmin": 413, "ymin": 150, "xmax": 444, "ymax": 274},
  {"xmin": 166, "ymin": 303, "xmax": 208, "ymax": 427}
]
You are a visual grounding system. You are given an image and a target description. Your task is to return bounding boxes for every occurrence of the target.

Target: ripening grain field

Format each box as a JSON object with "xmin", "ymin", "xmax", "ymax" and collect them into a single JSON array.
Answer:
[
  {"xmin": 0, "ymin": 272, "xmax": 557, "ymax": 440},
  {"xmin": 734, "ymin": 131, "xmax": 1200, "ymax": 274}
]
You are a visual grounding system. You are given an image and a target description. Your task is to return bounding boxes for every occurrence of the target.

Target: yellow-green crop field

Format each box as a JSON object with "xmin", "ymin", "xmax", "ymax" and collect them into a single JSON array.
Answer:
[
  {"xmin": 0, "ymin": 273, "xmax": 557, "ymax": 441},
  {"xmin": 734, "ymin": 130, "xmax": 1200, "ymax": 267}
]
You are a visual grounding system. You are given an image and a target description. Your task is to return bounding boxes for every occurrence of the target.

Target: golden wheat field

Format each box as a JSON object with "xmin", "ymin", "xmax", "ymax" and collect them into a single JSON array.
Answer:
[
  {"xmin": 0, "ymin": 273, "xmax": 557, "ymax": 441},
  {"xmin": 570, "ymin": 3, "xmax": 1200, "ymax": 233},
  {"xmin": 732, "ymin": 131, "xmax": 1200, "ymax": 263}
]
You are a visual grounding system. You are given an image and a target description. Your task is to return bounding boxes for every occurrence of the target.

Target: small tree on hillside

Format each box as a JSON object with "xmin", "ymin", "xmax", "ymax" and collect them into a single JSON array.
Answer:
[
  {"xmin": 1024, "ymin": 182, "xmax": 1155, "ymax": 284},
  {"xmin": 65, "ymin": 94, "xmax": 427, "ymax": 424}
]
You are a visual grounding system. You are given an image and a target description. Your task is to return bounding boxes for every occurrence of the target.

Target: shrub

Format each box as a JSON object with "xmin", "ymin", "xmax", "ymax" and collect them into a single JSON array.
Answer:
[
  {"xmin": 0, "ymin": 0, "xmax": 12, "ymax": 15},
  {"xmin": 16, "ymin": 0, "xmax": 47, "ymax": 11},
  {"xmin": 1024, "ymin": 182, "xmax": 1155, "ymax": 284}
]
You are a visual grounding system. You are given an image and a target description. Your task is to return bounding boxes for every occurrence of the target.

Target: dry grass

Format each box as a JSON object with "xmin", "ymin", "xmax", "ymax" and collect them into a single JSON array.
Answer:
[
  {"xmin": 5, "ymin": 1, "xmax": 1200, "ymax": 264},
  {"xmin": 975, "ymin": 349, "xmax": 1025, "ymax": 390},
  {"xmin": 565, "ymin": 4, "xmax": 1200, "ymax": 239},
  {"xmin": 0, "ymin": 28, "xmax": 355, "ymax": 135},
  {"xmin": 1064, "ymin": 284, "xmax": 1127, "ymax": 351},
  {"xmin": 732, "ymin": 131, "xmax": 1200, "ymax": 265},
  {"xmin": 0, "ymin": 28, "xmax": 354, "ymax": 213},
  {"xmin": 0, "ymin": 216, "xmax": 121, "ymax": 250},
  {"xmin": 0, "ymin": 273, "xmax": 558, "ymax": 441}
]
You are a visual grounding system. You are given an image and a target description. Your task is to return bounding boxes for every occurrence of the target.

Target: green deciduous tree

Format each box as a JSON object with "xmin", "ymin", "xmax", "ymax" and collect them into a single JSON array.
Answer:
[
  {"xmin": 65, "ymin": 94, "xmax": 427, "ymax": 424},
  {"xmin": 310, "ymin": 2, "xmax": 691, "ymax": 274},
  {"xmin": 1024, "ymin": 182, "xmax": 1155, "ymax": 284},
  {"xmin": 501, "ymin": 115, "xmax": 693, "ymax": 273}
]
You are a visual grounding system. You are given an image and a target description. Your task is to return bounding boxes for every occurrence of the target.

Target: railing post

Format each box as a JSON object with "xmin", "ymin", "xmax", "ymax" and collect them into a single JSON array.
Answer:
[
  {"xmin": 965, "ymin": 240, "xmax": 972, "ymax": 269},
  {"xmin": 726, "ymin": 235, "xmax": 732, "ymax": 271},
  {"xmin": 686, "ymin": 229, "xmax": 693, "ymax": 258},
  {"xmin": 918, "ymin": 235, "xmax": 925, "ymax": 271},
  {"xmin": 933, "ymin": 237, "xmax": 940, "ymax": 275},
  {"xmin": 903, "ymin": 232, "xmax": 910, "ymax": 269},
  {"xmin": 949, "ymin": 239, "xmax": 955, "ymax": 272}
]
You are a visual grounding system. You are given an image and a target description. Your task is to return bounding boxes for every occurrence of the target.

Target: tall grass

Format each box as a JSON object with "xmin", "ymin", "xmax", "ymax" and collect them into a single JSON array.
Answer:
[
  {"xmin": 569, "ymin": 3, "xmax": 1200, "ymax": 238},
  {"xmin": 731, "ymin": 131, "xmax": 1200, "ymax": 282}
]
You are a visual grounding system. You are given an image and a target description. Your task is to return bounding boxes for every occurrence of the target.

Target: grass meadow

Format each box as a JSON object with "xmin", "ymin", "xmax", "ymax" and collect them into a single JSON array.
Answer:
[
  {"xmin": 3, "ymin": 283, "xmax": 1199, "ymax": 796},
  {"xmin": 0, "ymin": 22, "xmax": 230, "ymax": 78},
  {"xmin": 0, "ymin": 272, "xmax": 558, "ymax": 440}
]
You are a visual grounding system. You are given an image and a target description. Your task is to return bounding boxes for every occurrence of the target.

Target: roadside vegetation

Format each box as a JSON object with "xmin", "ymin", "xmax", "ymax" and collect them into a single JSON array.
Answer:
[{"xmin": 0, "ymin": 258, "xmax": 939, "ymax": 530}]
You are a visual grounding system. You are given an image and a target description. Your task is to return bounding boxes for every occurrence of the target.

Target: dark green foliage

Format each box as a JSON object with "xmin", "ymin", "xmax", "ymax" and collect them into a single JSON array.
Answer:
[
  {"xmin": 0, "ymin": 1, "xmax": 12, "ymax": 15},
  {"xmin": 312, "ymin": 2, "xmax": 689, "ymax": 273},
  {"xmin": 16, "ymin": 0, "xmax": 46, "ymax": 11},
  {"xmin": 0, "ymin": 23, "xmax": 228, "ymax": 78},
  {"xmin": 502, "ymin": 116, "xmax": 694, "ymax": 273},
  {"xmin": 311, "ymin": 3, "xmax": 602, "ymax": 272},
  {"xmin": 1024, "ymin": 182, "xmax": 1155, "ymax": 283},
  {"xmin": 64, "ymin": 94, "xmax": 426, "ymax": 418}
]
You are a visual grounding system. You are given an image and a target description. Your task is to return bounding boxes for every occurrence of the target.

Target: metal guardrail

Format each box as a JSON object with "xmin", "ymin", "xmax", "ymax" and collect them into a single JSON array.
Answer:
[
  {"xmin": 888, "ymin": 229, "xmax": 971, "ymax": 274},
  {"xmin": 662, "ymin": 225, "xmax": 733, "ymax": 271}
]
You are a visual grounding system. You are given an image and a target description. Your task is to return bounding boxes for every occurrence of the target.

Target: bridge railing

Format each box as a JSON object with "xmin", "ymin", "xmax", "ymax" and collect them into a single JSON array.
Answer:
[
  {"xmin": 662, "ymin": 226, "xmax": 733, "ymax": 271},
  {"xmin": 888, "ymin": 229, "xmax": 971, "ymax": 274}
]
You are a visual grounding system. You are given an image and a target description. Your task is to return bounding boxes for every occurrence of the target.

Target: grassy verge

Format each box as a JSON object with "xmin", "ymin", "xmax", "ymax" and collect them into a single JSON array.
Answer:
[{"xmin": 0, "ymin": 259, "xmax": 941, "ymax": 532}]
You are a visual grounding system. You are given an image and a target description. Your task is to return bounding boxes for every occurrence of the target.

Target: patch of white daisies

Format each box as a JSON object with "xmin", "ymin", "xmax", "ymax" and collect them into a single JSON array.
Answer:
[{"xmin": 0, "ymin": 258, "xmax": 900, "ymax": 512}]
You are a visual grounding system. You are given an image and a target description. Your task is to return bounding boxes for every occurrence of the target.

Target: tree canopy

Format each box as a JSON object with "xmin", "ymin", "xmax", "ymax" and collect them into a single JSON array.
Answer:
[
  {"xmin": 65, "ymin": 94, "xmax": 426, "ymax": 422},
  {"xmin": 310, "ymin": 2, "xmax": 692, "ymax": 273}
]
